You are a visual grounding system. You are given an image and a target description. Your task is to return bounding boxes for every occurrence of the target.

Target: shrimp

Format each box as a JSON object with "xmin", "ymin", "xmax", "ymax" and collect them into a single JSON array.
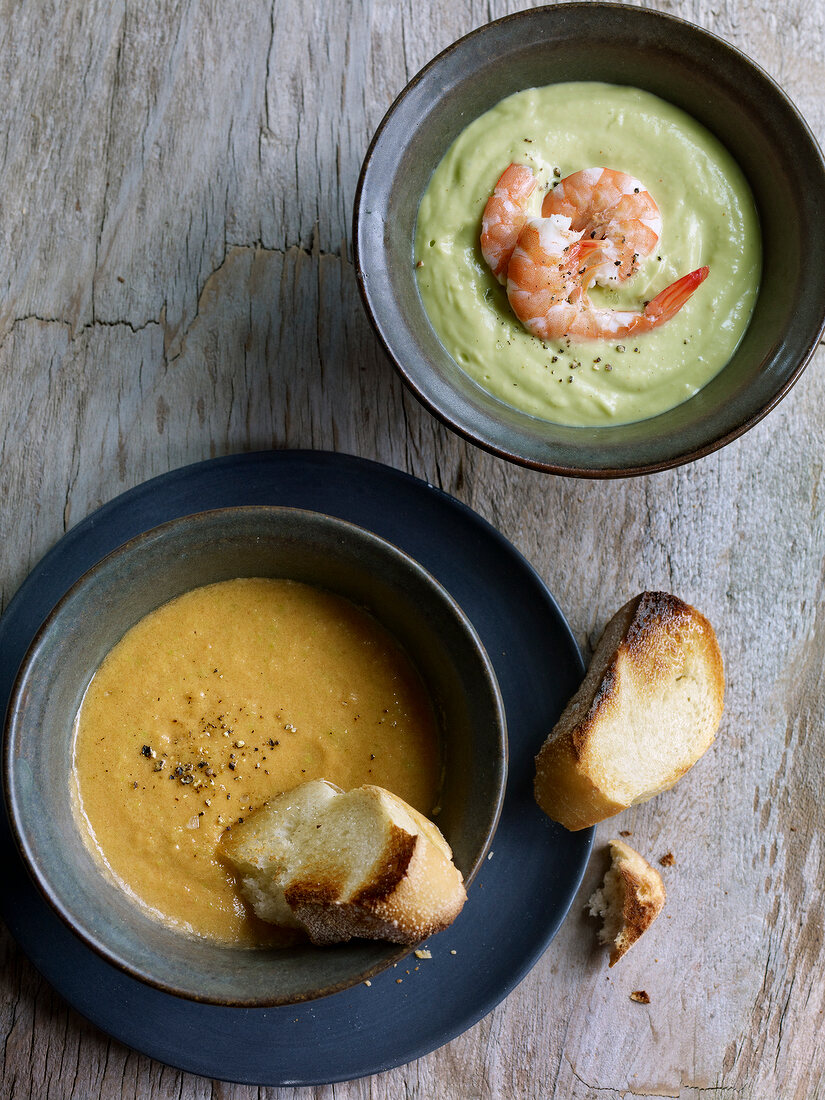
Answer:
[
  {"xmin": 480, "ymin": 163, "xmax": 537, "ymax": 283},
  {"xmin": 479, "ymin": 162, "xmax": 708, "ymax": 341},
  {"xmin": 541, "ymin": 167, "xmax": 662, "ymax": 287},
  {"xmin": 506, "ymin": 214, "xmax": 709, "ymax": 342}
]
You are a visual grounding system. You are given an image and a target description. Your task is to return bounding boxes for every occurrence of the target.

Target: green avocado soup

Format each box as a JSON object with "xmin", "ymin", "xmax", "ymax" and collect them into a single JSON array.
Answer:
[{"xmin": 414, "ymin": 82, "xmax": 761, "ymax": 427}]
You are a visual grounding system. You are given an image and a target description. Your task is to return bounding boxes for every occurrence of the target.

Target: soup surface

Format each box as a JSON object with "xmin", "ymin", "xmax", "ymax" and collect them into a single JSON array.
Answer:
[
  {"xmin": 71, "ymin": 578, "xmax": 441, "ymax": 946},
  {"xmin": 415, "ymin": 82, "xmax": 761, "ymax": 426}
]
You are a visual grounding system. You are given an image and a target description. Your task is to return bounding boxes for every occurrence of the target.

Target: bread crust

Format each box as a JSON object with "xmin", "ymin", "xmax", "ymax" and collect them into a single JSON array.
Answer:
[{"xmin": 535, "ymin": 591, "xmax": 724, "ymax": 830}]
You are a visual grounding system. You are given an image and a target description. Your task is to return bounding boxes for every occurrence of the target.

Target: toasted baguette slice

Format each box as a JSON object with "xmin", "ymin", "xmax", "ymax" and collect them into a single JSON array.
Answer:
[
  {"xmin": 221, "ymin": 779, "xmax": 466, "ymax": 945},
  {"xmin": 534, "ymin": 591, "xmax": 723, "ymax": 830},
  {"xmin": 588, "ymin": 838, "xmax": 666, "ymax": 966}
]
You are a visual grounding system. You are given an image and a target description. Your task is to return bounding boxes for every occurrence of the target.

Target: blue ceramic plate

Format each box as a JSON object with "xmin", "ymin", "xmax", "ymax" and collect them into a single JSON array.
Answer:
[{"xmin": 0, "ymin": 450, "xmax": 591, "ymax": 1086}]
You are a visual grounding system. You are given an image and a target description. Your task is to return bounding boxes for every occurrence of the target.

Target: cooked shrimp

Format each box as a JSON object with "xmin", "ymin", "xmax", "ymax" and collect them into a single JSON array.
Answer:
[
  {"xmin": 541, "ymin": 167, "xmax": 662, "ymax": 287},
  {"xmin": 480, "ymin": 163, "xmax": 537, "ymax": 283},
  {"xmin": 506, "ymin": 214, "xmax": 709, "ymax": 342}
]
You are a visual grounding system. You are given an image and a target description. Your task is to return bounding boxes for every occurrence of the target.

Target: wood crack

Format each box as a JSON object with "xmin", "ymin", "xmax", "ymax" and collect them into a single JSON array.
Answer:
[
  {"xmin": 566, "ymin": 1059, "xmax": 624, "ymax": 1094},
  {"xmin": 92, "ymin": 0, "xmax": 127, "ymax": 327},
  {"xmin": 5, "ymin": 313, "xmax": 162, "ymax": 339},
  {"xmin": 564, "ymin": 1057, "xmax": 746, "ymax": 1097},
  {"xmin": 2, "ymin": 239, "xmax": 346, "ymax": 354}
]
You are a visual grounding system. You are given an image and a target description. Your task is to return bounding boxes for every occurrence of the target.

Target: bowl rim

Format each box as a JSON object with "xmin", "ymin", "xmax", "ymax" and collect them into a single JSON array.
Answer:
[
  {"xmin": 3, "ymin": 504, "xmax": 508, "ymax": 1006},
  {"xmin": 353, "ymin": 1, "xmax": 825, "ymax": 478}
]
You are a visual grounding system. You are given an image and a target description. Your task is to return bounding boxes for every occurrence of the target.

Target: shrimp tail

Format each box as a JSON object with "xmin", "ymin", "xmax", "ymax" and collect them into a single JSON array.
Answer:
[
  {"xmin": 572, "ymin": 239, "xmax": 603, "ymax": 262},
  {"xmin": 573, "ymin": 239, "xmax": 607, "ymax": 292},
  {"xmin": 643, "ymin": 266, "xmax": 709, "ymax": 327}
]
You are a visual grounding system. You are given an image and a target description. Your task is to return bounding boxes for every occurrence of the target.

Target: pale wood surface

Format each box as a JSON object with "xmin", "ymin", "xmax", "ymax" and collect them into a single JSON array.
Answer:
[{"xmin": 2, "ymin": 0, "xmax": 824, "ymax": 1096}]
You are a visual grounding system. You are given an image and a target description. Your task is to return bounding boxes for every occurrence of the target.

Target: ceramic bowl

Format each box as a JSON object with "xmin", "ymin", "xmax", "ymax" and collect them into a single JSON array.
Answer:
[
  {"xmin": 354, "ymin": 2, "xmax": 825, "ymax": 477},
  {"xmin": 3, "ymin": 506, "xmax": 507, "ymax": 1006}
]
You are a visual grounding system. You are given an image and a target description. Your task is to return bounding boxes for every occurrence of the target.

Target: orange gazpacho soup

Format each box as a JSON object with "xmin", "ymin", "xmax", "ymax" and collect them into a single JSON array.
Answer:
[{"xmin": 71, "ymin": 578, "xmax": 441, "ymax": 946}]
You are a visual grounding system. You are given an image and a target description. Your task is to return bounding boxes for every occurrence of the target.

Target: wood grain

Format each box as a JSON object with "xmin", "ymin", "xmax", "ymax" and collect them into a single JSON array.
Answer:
[{"xmin": 2, "ymin": 0, "xmax": 825, "ymax": 1096}]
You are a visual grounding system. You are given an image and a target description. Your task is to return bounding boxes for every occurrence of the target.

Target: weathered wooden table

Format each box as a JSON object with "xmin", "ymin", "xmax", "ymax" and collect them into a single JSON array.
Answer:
[{"xmin": 2, "ymin": 1, "xmax": 824, "ymax": 1096}]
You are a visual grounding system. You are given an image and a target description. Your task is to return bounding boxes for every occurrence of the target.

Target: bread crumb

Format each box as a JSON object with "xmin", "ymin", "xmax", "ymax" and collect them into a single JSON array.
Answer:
[
  {"xmin": 487, "ymin": 850, "xmax": 494, "ymax": 860},
  {"xmin": 619, "ymin": 830, "xmax": 632, "ymax": 837},
  {"xmin": 396, "ymin": 978, "xmax": 403, "ymax": 984},
  {"xmin": 415, "ymin": 948, "xmax": 432, "ymax": 959},
  {"xmin": 659, "ymin": 851, "xmax": 675, "ymax": 867},
  {"xmin": 450, "ymin": 949, "xmax": 457, "ymax": 955},
  {"xmin": 630, "ymin": 990, "xmax": 650, "ymax": 1004},
  {"xmin": 364, "ymin": 980, "xmax": 371, "ymax": 987},
  {"xmin": 589, "ymin": 839, "xmax": 665, "ymax": 966}
]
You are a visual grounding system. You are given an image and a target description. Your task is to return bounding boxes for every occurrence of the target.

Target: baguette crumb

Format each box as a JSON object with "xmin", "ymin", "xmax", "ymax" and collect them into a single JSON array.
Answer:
[
  {"xmin": 414, "ymin": 948, "xmax": 432, "ymax": 959},
  {"xmin": 659, "ymin": 851, "xmax": 675, "ymax": 867},
  {"xmin": 619, "ymin": 830, "xmax": 632, "ymax": 837},
  {"xmin": 589, "ymin": 839, "xmax": 666, "ymax": 966},
  {"xmin": 630, "ymin": 990, "xmax": 650, "ymax": 1004}
]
